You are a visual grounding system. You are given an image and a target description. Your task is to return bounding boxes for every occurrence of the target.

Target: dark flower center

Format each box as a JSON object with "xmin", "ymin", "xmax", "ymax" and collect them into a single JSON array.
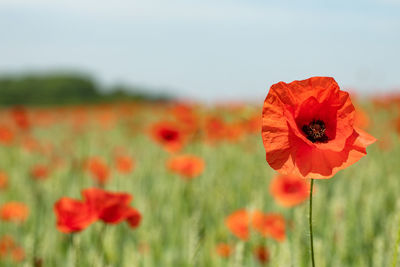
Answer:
[
  {"xmin": 282, "ymin": 182, "xmax": 300, "ymax": 194},
  {"xmin": 302, "ymin": 119, "xmax": 328, "ymax": 143},
  {"xmin": 161, "ymin": 129, "xmax": 179, "ymax": 141}
]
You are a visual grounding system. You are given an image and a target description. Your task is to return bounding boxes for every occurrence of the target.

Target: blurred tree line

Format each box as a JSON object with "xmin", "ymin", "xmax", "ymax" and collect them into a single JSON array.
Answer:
[{"xmin": 0, "ymin": 73, "xmax": 170, "ymax": 106}]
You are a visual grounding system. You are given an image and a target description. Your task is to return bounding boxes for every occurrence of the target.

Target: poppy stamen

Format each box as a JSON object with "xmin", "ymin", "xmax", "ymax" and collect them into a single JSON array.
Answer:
[{"xmin": 302, "ymin": 120, "xmax": 328, "ymax": 143}]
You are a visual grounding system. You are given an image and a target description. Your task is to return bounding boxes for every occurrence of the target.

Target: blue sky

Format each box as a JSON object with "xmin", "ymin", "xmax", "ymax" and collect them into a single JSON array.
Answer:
[{"xmin": 0, "ymin": 0, "xmax": 399, "ymax": 102}]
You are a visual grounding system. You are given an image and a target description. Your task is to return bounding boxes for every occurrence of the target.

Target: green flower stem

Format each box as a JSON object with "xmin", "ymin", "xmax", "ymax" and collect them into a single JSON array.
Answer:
[{"xmin": 309, "ymin": 179, "xmax": 315, "ymax": 267}]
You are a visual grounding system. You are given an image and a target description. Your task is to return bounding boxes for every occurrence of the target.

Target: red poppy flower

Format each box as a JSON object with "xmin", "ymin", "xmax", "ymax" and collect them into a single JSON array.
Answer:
[
  {"xmin": 224, "ymin": 123, "xmax": 244, "ymax": 142},
  {"xmin": 0, "ymin": 235, "xmax": 25, "ymax": 262},
  {"xmin": 11, "ymin": 246, "xmax": 25, "ymax": 262},
  {"xmin": 170, "ymin": 103, "xmax": 199, "ymax": 135},
  {"xmin": 54, "ymin": 198, "xmax": 97, "ymax": 233},
  {"xmin": 85, "ymin": 157, "xmax": 110, "ymax": 185},
  {"xmin": 269, "ymin": 174, "xmax": 310, "ymax": 207},
  {"xmin": 0, "ymin": 202, "xmax": 29, "ymax": 223},
  {"xmin": 0, "ymin": 126, "xmax": 14, "ymax": 145},
  {"xmin": 262, "ymin": 77, "xmax": 376, "ymax": 179},
  {"xmin": 125, "ymin": 208, "xmax": 142, "ymax": 229},
  {"xmin": 244, "ymin": 114, "xmax": 262, "ymax": 135},
  {"xmin": 82, "ymin": 188, "xmax": 134, "ymax": 224},
  {"xmin": 31, "ymin": 164, "xmax": 49, "ymax": 180},
  {"xmin": 252, "ymin": 211, "xmax": 285, "ymax": 242},
  {"xmin": 204, "ymin": 117, "xmax": 227, "ymax": 143},
  {"xmin": 216, "ymin": 243, "xmax": 233, "ymax": 258},
  {"xmin": 150, "ymin": 121, "xmax": 185, "ymax": 152},
  {"xmin": 170, "ymin": 103, "xmax": 195, "ymax": 121},
  {"xmin": 225, "ymin": 209, "xmax": 250, "ymax": 241},
  {"xmin": 115, "ymin": 155, "xmax": 135, "ymax": 174},
  {"xmin": 167, "ymin": 154, "xmax": 205, "ymax": 179},
  {"xmin": 10, "ymin": 107, "xmax": 30, "ymax": 131},
  {"xmin": 253, "ymin": 245, "xmax": 270, "ymax": 264},
  {"xmin": 54, "ymin": 188, "xmax": 142, "ymax": 233},
  {"xmin": 0, "ymin": 235, "xmax": 15, "ymax": 258}
]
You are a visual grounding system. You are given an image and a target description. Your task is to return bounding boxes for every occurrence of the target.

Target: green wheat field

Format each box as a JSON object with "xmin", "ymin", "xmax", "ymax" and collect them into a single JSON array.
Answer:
[{"xmin": 0, "ymin": 100, "xmax": 398, "ymax": 267}]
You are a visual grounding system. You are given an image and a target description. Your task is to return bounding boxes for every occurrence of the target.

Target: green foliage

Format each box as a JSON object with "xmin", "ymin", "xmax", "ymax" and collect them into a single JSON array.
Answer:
[{"xmin": 0, "ymin": 73, "xmax": 170, "ymax": 106}]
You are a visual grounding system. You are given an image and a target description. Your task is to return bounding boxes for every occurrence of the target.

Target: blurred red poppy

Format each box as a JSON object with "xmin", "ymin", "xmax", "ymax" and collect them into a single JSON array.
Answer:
[
  {"xmin": 0, "ymin": 235, "xmax": 15, "ymax": 258},
  {"xmin": 125, "ymin": 208, "xmax": 142, "ymax": 228},
  {"xmin": 269, "ymin": 174, "xmax": 310, "ymax": 207},
  {"xmin": 167, "ymin": 154, "xmax": 205, "ymax": 179},
  {"xmin": 31, "ymin": 164, "xmax": 49, "ymax": 180},
  {"xmin": 54, "ymin": 198, "xmax": 97, "ymax": 233},
  {"xmin": 204, "ymin": 117, "xmax": 227, "ymax": 143},
  {"xmin": 54, "ymin": 188, "xmax": 141, "ymax": 233},
  {"xmin": 252, "ymin": 211, "xmax": 285, "ymax": 242},
  {"xmin": 170, "ymin": 103, "xmax": 199, "ymax": 135},
  {"xmin": 0, "ymin": 202, "xmax": 29, "ymax": 223},
  {"xmin": 11, "ymin": 246, "xmax": 25, "ymax": 262},
  {"xmin": 253, "ymin": 245, "xmax": 270, "ymax": 264},
  {"xmin": 10, "ymin": 107, "xmax": 30, "ymax": 131},
  {"xmin": 150, "ymin": 121, "xmax": 185, "ymax": 152},
  {"xmin": 85, "ymin": 157, "xmax": 110, "ymax": 185},
  {"xmin": 244, "ymin": 114, "xmax": 262, "ymax": 135},
  {"xmin": 0, "ymin": 235, "xmax": 25, "ymax": 263},
  {"xmin": 216, "ymin": 243, "xmax": 233, "ymax": 258},
  {"xmin": 225, "ymin": 209, "xmax": 250, "ymax": 240},
  {"xmin": 262, "ymin": 77, "xmax": 376, "ymax": 179},
  {"xmin": 224, "ymin": 123, "xmax": 244, "ymax": 142},
  {"xmin": 82, "ymin": 188, "xmax": 139, "ymax": 225},
  {"xmin": 115, "ymin": 155, "xmax": 135, "ymax": 174},
  {"xmin": 0, "ymin": 125, "xmax": 14, "ymax": 145}
]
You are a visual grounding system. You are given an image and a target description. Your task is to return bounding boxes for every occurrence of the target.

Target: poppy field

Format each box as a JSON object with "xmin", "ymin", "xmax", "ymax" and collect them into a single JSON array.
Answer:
[{"xmin": 0, "ymin": 78, "xmax": 399, "ymax": 267}]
